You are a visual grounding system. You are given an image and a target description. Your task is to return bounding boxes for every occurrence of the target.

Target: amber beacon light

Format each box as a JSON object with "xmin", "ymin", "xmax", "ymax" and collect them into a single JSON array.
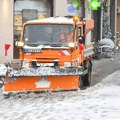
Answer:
[{"xmin": 73, "ymin": 16, "xmax": 79, "ymax": 22}]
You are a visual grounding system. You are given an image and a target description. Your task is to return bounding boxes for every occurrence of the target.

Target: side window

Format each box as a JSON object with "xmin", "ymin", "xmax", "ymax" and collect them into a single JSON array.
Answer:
[
  {"xmin": 77, "ymin": 27, "xmax": 85, "ymax": 45},
  {"xmin": 24, "ymin": 25, "xmax": 29, "ymax": 42},
  {"xmin": 77, "ymin": 27, "xmax": 81, "ymax": 37},
  {"xmin": 77, "ymin": 27, "xmax": 81, "ymax": 41}
]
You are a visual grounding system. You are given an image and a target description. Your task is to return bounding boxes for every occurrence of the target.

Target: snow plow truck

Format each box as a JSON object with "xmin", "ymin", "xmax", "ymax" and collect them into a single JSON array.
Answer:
[{"xmin": 0, "ymin": 16, "xmax": 94, "ymax": 94}]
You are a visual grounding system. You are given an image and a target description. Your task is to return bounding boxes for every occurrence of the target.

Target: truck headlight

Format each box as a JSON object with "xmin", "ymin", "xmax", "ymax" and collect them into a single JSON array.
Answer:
[{"xmin": 15, "ymin": 41, "xmax": 24, "ymax": 47}]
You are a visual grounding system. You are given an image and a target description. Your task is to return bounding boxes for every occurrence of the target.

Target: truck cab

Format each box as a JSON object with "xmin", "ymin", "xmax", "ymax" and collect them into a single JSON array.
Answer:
[{"xmin": 17, "ymin": 16, "xmax": 94, "ymax": 68}]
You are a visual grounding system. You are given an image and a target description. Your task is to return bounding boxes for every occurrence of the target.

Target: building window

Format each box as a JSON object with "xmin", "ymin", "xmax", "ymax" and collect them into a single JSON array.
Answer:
[{"xmin": 14, "ymin": 0, "xmax": 53, "ymax": 58}]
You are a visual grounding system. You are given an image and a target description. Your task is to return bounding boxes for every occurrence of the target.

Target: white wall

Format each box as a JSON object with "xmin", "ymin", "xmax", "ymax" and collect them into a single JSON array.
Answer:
[
  {"xmin": 0, "ymin": 0, "xmax": 14, "ymax": 63},
  {"xmin": 53, "ymin": 0, "xmax": 67, "ymax": 16}
]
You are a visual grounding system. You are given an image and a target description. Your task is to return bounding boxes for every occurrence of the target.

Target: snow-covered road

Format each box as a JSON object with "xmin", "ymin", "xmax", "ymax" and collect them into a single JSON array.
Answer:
[{"xmin": 0, "ymin": 70, "xmax": 120, "ymax": 120}]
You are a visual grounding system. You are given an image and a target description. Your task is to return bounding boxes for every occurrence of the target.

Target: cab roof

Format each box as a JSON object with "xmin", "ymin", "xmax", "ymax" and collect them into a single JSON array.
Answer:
[{"xmin": 24, "ymin": 17, "xmax": 74, "ymax": 25}]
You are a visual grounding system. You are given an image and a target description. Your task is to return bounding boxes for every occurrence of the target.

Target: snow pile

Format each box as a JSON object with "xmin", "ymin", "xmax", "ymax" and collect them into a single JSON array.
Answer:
[
  {"xmin": 98, "ymin": 39, "xmax": 114, "ymax": 57},
  {"xmin": 0, "ymin": 64, "xmax": 7, "ymax": 76},
  {"xmin": 101, "ymin": 71, "xmax": 120, "ymax": 86},
  {"xmin": 99, "ymin": 39, "xmax": 114, "ymax": 49}
]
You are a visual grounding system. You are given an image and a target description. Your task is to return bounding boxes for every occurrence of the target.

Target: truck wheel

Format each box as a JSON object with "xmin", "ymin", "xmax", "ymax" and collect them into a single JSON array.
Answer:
[
  {"xmin": 83, "ymin": 65, "xmax": 92, "ymax": 86},
  {"xmin": 79, "ymin": 75, "xmax": 84, "ymax": 90},
  {"xmin": 79, "ymin": 61, "xmax": 92, "ymax": 89},
  {"xmin": 82, "ymin": 61, "xmax": 92, "ymax": 87}
]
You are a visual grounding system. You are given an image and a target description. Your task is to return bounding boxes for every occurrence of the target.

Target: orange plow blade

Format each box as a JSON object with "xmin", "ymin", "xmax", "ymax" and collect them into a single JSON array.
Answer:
[{"xmin": 4, "ymin": 76, "xmax": 80, "ymax": 93}]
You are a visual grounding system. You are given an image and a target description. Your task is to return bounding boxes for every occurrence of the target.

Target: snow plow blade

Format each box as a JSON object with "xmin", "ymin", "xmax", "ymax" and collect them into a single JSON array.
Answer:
[
  {"xmin": 4, "ymin": 76, "xmax": 80, "ymax": 93},
  {"xmin": 3, "ymin": 66, "xmax": 83, "ymax": 93}
]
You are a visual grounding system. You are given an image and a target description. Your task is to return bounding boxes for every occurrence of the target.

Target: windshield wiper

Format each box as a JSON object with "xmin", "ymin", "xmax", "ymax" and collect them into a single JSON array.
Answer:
[
  {"xmin": 26, "ymin": 43, "xmax": 39, "ymax": 47},
  {"xmin": 51, "ymin": 44, "xmax": 62, "ymax": 47},
  {"xmin": 43, "ymin": 44, "xmax": 51, "ymax": 46},
  {"xmin": 43, "ymin": 43, "xmax": 62, "ymax": 47}
]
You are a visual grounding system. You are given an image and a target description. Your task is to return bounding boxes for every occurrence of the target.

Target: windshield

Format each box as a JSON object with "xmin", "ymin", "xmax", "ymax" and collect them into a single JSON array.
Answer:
[{"xmin": 24, "ymin": 24, "xmax": 74, "ymax": 47}]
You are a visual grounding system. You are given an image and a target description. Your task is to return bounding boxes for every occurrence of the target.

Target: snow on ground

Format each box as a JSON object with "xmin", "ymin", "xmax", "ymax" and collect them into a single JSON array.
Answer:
[
  {"xmin": 0, "ymin": 64, "xmax": 7, "ymax": 76},
  {"xmin": 0, "ymin": 71, "xmax": 120, "ymax": 120}
]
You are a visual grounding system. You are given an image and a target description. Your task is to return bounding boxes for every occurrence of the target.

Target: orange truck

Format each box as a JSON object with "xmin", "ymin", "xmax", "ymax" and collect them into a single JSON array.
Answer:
[{"xmin": 1, "ymin": 16, "xmax": 94, "ymax": 94}]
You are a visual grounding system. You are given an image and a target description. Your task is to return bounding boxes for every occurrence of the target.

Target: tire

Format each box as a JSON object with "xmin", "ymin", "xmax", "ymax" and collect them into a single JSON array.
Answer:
[
  {"xmin": 82, "ymin": 61, "xmax": 92, "ymax": 87},
  {"xmin": 79, "ymin": 75, "xmax": 84, "ymax": 90},
  {"xmin": 84, "ymin": 68, "xmax": 91, "ymax": 86},
  {"xmin": 79, "ymin": 61, "xmax": 92, "ymax": 89}
]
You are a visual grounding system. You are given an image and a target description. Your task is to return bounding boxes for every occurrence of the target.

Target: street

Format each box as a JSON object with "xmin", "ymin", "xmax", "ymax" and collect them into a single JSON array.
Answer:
[{"xmin": 92, "ymin": 49, "xmax": 120, "ymax": 86}]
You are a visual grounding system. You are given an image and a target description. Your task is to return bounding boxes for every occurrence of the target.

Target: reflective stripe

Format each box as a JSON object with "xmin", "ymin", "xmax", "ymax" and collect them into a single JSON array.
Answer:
[{"xmin": 59, "ymin": 50, "xmax": 71, "ymax": 56}]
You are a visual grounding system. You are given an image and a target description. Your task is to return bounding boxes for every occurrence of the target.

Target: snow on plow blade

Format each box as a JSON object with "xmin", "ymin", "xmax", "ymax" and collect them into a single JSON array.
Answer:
[
  {"xmin": 7, "ymin": 66, "xmax": 83, "ymax": 77},
  {"xmin": 3, "ymin": 66, "xmax": 83, "ymax": 93}
]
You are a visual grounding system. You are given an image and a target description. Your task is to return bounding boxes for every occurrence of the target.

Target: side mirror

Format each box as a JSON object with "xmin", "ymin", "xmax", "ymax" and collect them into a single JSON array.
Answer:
[
  {"xmin": 68, "ymin": 42, "xmax": 75, "ymax": 48},
  {"xmin": 78, "ymin": 36, "xmax": 85, "ymax": 44}
]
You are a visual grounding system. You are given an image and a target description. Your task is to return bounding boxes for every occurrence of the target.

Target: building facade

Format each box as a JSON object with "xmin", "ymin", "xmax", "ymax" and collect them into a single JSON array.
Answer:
[{"xmin": 0, "ymin": 0, "xmax": 68, "ymax": 63}]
